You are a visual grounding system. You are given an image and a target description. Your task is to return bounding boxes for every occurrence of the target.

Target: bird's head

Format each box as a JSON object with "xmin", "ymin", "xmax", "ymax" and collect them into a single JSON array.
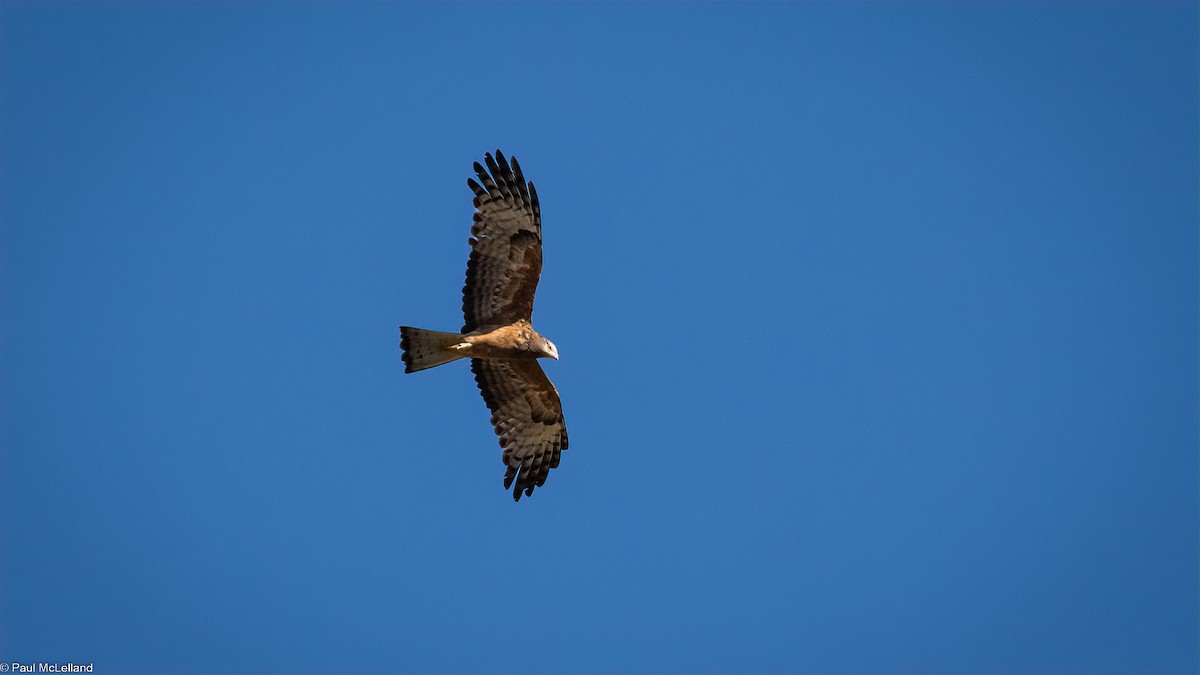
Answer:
[{"xmin": 541, "ymin": 339, "xmax": 559, "ymax": 360}]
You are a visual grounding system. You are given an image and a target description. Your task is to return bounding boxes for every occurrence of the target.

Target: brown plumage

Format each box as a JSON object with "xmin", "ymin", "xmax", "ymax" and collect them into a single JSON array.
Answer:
[{"xmin": 399, "ymin": 150, "xmax": 568, "ymax": 501}]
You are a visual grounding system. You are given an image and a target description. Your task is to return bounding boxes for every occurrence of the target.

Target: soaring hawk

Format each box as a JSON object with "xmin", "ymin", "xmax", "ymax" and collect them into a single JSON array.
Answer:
[{"xmin": 399, "ymin": 150, "xmax": 568, "ymax": 501}]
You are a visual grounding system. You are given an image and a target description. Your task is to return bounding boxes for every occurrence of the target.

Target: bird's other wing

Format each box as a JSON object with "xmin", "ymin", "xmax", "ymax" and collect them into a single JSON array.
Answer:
[
  {"xmin": 462, "ymin": 150, "xmax": 542, "ymax": 333},
  {"xmin": 471, "ymin": 358, "xmax": 568, "ymax": 501}
]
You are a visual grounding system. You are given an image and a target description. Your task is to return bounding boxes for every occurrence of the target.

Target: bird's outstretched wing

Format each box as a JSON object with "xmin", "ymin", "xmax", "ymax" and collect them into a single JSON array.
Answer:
[
  {"xmin": 462, "ymin": 150, "xmax": 542, "ymax": 333},
  {"xmin": 471, "ymin": 358, "xmax": 568, "ymax": 501}
]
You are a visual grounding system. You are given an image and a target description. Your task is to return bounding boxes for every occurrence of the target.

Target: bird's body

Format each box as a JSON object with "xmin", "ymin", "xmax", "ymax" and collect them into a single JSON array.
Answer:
[
  {"xmin": 399, "ymin": 321, "xmax": 557, "ymax": 369},
  {"xmin": 457, "ymin": 321, "xmax": 558, "ymax": 361},
  {"xmin": 399, "ymin": 151, "xmax": 568, "ymax": 501}
]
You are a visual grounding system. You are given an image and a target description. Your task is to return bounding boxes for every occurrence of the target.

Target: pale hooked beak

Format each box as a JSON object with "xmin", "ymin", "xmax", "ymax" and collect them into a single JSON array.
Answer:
[{"xmin": 545, "ymin": 341, "xmax": 559, "ymax": 360}]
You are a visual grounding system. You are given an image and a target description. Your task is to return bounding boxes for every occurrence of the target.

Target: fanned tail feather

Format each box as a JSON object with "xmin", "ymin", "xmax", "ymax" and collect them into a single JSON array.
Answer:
[{"xmin": 399, "ymin": 327, "xmax": 466, "ymax": 373}]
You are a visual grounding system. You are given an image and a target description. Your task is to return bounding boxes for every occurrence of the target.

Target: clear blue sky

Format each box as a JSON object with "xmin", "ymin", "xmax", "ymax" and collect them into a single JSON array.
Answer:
[{"xmin": 2, "ymin": 2, "xmax": 1196, "ymax": 673}]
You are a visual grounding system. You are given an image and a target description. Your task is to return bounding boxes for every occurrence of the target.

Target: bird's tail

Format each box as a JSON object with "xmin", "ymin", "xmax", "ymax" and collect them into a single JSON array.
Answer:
[{"xmin": 399, "ymin": 326, "xmax": 467, "ymax": 373}]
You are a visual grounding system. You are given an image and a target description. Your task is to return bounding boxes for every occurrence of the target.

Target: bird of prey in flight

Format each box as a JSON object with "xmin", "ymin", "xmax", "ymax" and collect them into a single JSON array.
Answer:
[{"xmin": 400, "ymin": 150, "xmax": 568, "ymax": 501}]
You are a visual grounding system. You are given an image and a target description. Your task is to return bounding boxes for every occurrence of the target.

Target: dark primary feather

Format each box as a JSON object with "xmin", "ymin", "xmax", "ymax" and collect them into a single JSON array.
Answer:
[
  {"xmin": 461, "ymin": 150, "xmax": 543, "ymax": 333},
  {"xmin": 470, "ymin": 358, "xmax": 568, "ymax": 501}
]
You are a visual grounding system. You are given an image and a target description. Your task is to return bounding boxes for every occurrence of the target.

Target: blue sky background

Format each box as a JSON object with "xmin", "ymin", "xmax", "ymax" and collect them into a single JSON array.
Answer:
[{"xmin": 1, "ymin": 2, "xmax": 1197, "ymax": 673}]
